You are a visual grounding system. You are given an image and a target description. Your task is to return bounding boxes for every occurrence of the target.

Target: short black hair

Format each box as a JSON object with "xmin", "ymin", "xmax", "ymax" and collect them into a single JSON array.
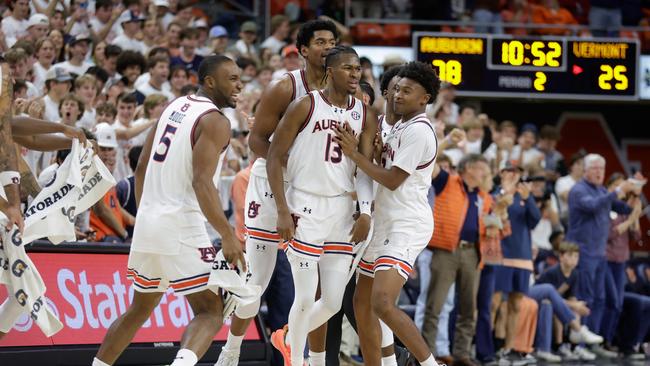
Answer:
[
  {"xmin": 457, "ymin": 153, "xmax": 488, "ymax": 173},
  {"xmin": 86, "ymin": 66, "xmax": 109, "ymax": 84},
  {"xmin": 116, "ymin": 50, "xmax": 146, "ymax": 75},
  {"xmin": 148, "ymin": 46, "xmax": 171, "ymax": 60},
  {"xmin": 128, "ymin": 146, "xmax": 143, "ymax": 172},
  {"xmin": 359, "ymin": 80, "xmax": 375, "ymax": 106},
  {"xmin": 397, "ymin": 61, "xmax": 440, "ymax": 104},
  {"xmin": 180, "ymin": 84, "xmax": 199, "ymax": 95},
  {"xmin": 95, "ymin": 0, "xmax": 113, "ymax": 9},
  {"xmin": 325, "ymin": 45, "xmax": 358, "ymax": 69},
  {"xmin": 380, "ymin": 65, "xmax": 403, "ymax": 94},
  {"xmin": 104, "ymin": 44, "xmax": 122, "ymax": 59},
  {"xmin": 198, "ymin": 55, "xmax": 233, "ymax": 85},
  {"xmin": 296, "ymin": 19, "xmax": 338, "ymax": 51},
  {"xmin": 236, "ymin": 57, "xmax": 256, "ymax": 71},
  {"xmin": 117, "ymin": 92, "xmax": 138, "ymax": 105},
  {"xmin": 180, "ymin": 27, "xmax": 200, "ymax": 41}
]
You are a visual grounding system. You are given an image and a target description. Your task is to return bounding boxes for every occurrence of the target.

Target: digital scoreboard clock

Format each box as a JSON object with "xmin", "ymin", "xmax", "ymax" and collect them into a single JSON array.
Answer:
[{"xmin": 414, "ymin": 32, "xmax": 639, "ymax": 100}]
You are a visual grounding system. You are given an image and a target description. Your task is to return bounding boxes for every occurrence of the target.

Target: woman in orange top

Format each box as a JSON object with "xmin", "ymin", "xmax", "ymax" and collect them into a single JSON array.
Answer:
[
  {"xmin": 531, "ymin": 0, "xmax": 578, "ymax": 35},
  {"xmin": 501, "ymin": 0, "xmax": 534, "ymax": 36}
]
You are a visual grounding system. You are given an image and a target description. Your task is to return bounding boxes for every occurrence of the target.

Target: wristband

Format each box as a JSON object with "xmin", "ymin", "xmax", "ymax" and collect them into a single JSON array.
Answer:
[
  {"xmin": 0, "ymin": 171, "xmax": 20, "ymax": 186},
  {"xmin": 359, "ymin": 200, "xmax": 372, "ymax": 216}
]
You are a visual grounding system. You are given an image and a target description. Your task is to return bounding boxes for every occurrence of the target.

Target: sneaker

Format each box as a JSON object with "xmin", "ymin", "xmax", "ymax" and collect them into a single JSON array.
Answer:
[
  {"xmin": 497, "ymin": 350, "xmax": 528, "ymax": 366},
  {"xmin": 519, "ymin": 353, "xmax": 536, "ymax": 365},
  {"xmin": 573, "ymin": 345, "xmax": 596, "ymax": 361},
  {"xmin": 590, "ymin": 344, "xmax": 618, "ymax": 358},
  {"xmin": 623, "ymin": 351, "xmax": 646, "ymax": 361},
  {"xmin": 394, "ymin": 345, "xmax": 411, "ymax": 366},
  {"xmin": 216, "ymin": 348, "xmax": 240, "ymax": 366},
  {"xmin": 569, "ymin": 325, "xmax": 603, "ymax": 345},
  {"xmin": 533, "ymin": 351, "xmax": 561, "ymax": 363},
  {"xmin": 270, "ymin": 325, "xmax": 292, "ymax": 366},
  {"xmin": 557, "ymin": 344, "xmax": 579, "ymax": 361}
]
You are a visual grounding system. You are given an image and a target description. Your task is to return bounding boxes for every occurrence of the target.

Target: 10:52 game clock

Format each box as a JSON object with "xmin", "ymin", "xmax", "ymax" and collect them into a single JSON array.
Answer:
[{"xmin": 414, "ymin": 32, "xmax": 639, "ymax": 100}]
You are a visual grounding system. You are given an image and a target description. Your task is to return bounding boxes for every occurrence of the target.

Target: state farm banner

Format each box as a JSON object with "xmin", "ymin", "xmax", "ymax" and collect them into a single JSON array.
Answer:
[{"xmin": 0, "ymin": 252, "xmax": 261, "ymax": 347}]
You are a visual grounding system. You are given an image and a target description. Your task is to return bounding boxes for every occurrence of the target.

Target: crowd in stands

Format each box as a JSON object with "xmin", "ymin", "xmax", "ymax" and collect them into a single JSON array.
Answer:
[{"xmin": 2, "ymin": 1, "xmax": 649, "ymax": 365}]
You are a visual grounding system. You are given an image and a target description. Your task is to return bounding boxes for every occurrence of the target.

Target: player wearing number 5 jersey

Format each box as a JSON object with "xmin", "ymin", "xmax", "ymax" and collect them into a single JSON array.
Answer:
[
  {"xmin": 335, "ymin": 62, "xmax": 441, "ymax": 366},
  {"xmin": 267, "ymin": 46, "xmax": 378, "ymax": 366},
  {"xmin": 93, "ymin": 56, "xmax": 246, "ymax": 366}
]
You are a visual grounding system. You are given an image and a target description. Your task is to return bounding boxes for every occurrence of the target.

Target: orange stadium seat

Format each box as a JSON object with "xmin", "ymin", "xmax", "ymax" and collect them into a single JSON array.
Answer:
[
  {"xmin": 383, "ymin": 24, "xmax": 411, "ymax": 46},
  {"xmin": 352, "ymin": 23, "xmax": 384, "ymax": 45}
]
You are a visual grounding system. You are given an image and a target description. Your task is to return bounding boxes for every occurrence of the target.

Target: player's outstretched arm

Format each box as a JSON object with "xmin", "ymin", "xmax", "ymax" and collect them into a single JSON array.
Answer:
[
  {"xmin": 335, "ymin": 125, "xmax": 409, "ymax": 191},
  {"xmin": 192, "ymin": 111, "xmax": 245, "ymax": 270},
  {"xmin": 11, "ymin": 116, "xmax": 87, "ymax": 143},
  {"xmin": 248, "ymin": 77, "xmax": 293, "ymax": 160},
  {"xmin": 266, "ymin": 95, "xmax": 312, "ymax": 241}
]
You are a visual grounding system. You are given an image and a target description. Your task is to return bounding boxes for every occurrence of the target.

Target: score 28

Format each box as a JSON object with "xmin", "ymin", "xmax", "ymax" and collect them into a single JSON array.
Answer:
[{"xmin": 431, "ymin": 60, "xmax": 462, "ymax": 86}]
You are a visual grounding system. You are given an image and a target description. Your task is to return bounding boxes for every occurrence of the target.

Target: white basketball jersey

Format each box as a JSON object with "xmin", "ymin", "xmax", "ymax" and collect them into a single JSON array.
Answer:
[
  {"xmin": 132, "ymin": 95, "xmax": 228, "ymax": 254},
  {"xmin": 378, "ymin": 114, "xmax": 396, "ymax": 141},
  {"xmin": 287, "ymin": 90, "xmax": 365, "ymax": 197},
  {"xmin": 374, "ymin": 113, "xmax": 438, "ymax": 225},
  {"xmin": 250, "ymin": 69, "xmax": 312, "ymax": 178}
]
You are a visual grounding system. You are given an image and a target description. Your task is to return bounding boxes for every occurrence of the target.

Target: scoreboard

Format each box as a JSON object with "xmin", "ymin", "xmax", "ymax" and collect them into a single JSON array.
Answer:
[{"xmin": 414, "ymin": 32, "xmax": 640, "ymax": 100}]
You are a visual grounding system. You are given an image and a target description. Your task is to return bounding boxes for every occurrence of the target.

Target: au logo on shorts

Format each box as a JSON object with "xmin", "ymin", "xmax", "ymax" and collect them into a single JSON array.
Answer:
[
  {"xmin": 198, "ymin": 247, "xmax": 218, "ymax": 263},
  {"xmin": 247, "ymin": 201, "xmax": 261, "ymax": 218}
]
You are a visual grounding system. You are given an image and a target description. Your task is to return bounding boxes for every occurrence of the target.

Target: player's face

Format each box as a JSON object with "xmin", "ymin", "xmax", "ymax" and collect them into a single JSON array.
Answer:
[
  {"xmin": 302, "ymin": 30, "xmax": 337, "ymax": 67},
  {"xmin": 208, "ymin": 61, "xmax": 243, "ymax": 108},
  {"xmin": 393, "ymin": 77, "xmax": 430, "ymax": 117},
  {"xmin": 385, "ymin": 75, "xmax": 401, "ymax": 106},
  {"xmin": 329, "ymin": 54, "xmax": 361, "ymax": 95}
]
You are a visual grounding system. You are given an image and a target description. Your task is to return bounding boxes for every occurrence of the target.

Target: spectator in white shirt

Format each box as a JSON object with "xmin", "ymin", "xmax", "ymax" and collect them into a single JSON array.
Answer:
[
  {"xmin": 50, "ymin": 10, "xmax": 66, "ymax": 34},
  {"xmin": 65, "ymin": 0, "xmax": 92, "ymax": 38},
  {"xmin": 271, "ymin": 45, "xmax": 302, "ymax": 80},
  {"xmin": 555, "ymin": 151, "xmax": 586, "ymax": 228},
  {"xmin": 115, "ymin": 50, "xmax": 146, "ymax": 93},
  {"xmin": 33, "ymin": 38, "xmax": 57, "ymax": 93},
  {"xmin": 135, "ymin": 55, "xmax": 174, "ymax": 103},
  {"xmin": 54, "ymin": 34, "xmax": 95, "ymax": 77},
  {"xmin": 160, "ymin": 21, "xmax": 183, "ymax": 55},
  {"xmin": 484, "ymin": 120, "xmax": 518, "ymax": 172},
  {"xmin": 207, "ymin": 25, "xmax": 230, "ymax": 55},
  {"xmin": 89, "ymin": 0, "xmax": 124, "ymax": 44},
  {"xmin": 48, "ymin": 28, "xmax": 66, "ymax": 63},
  {"xmin": 96, "ymin": 102, "xmax": 117, "ymax": 125},
  {"xmin": 1, "ymin": 0, "xmax": 30, "ymax": 48},
  {"xmin": 74, "ymin": 74, "xmax": 99, "ymax": 131},
  {"xmin": 261, "ymin": 15, "xmax": 290, "ymax": 54},
  {"xmin": 111, "ymin": 10, "xmax": 147, "ymax": 54},
  {"xmin": 142, "ymin": 17, "xmax": 163, "ymax": 55},
  {"xmin": 41, "ymin": 67, "xmax": 74, "ymax": 122},
  {"xmin": 511, "ymin": 123, "xmax": 545, "ymax": 168},
  {"xmin": 173, "ymin": 0, "xmax": 195, "ymax": 27},
  {"xmin": 169, "ymin": 65, "xmax": 190, "ymax": 98},
  {"xmin": 233, "ymin": 21, "xmax": 259, "ymax": 62},
  {"xmin": 24, "ymin": 14, "xmax": 50, "ymax": 43},
  {"xmin": 194, "ymin": 18, "xmax": 212, "ymax": 56},
  {"xmin": 100, "ymin": 44, "xmax": 123, "ymax": 87},
  {"xmin": 5, "ymin": 48, "xmax": 40, "ymax": 99},
  {"xmin": 129, "ymin": 94, "xmax": 167, "ymax": 147},
  {"xmin": 154, "ymin": 0, "xmax": 175, "ymax": 30},
  {"xmin": 111, "ymin": 93, "xmax": 139, "ymax": 180}
]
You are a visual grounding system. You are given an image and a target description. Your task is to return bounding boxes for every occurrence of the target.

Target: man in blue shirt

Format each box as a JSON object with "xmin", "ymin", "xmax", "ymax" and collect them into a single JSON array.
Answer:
[{"xmin": 566, "ymin": 153, "xmax": 634, "ymax": 357}]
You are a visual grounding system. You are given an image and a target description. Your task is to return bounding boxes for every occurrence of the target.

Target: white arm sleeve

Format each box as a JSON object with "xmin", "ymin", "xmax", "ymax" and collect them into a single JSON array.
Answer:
[{"xmin": 356, "ymin": 169, "xmax": 374, "ymax": 216}]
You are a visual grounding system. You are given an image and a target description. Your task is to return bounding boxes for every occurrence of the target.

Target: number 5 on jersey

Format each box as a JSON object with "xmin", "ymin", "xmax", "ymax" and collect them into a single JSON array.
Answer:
[{"xmin": 153, "ymin": 124, "xmax": 178, "ymax": 162}]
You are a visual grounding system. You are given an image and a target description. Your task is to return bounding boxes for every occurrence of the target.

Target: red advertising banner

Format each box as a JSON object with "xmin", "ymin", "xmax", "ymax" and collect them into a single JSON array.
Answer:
[{"xmin": 0, "ymin": 252, "xmax": 260, "ymax": 347}]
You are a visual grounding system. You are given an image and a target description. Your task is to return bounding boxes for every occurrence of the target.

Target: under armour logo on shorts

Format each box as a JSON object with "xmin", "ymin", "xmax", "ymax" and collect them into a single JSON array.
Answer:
[
  {"xmin": 256, "ymin": 244, "xmax": 266, "ymax": 251},
  {"xmin": 303, "ymin": 207, "xmax": 311, "ymax": 214},
  {"xmin": 299, "ymin": 261, "xmax": 309, "ymax": 268},
  {"xmin": 264, "ymin": 192, "xmax": 274, "ymax": 198}
]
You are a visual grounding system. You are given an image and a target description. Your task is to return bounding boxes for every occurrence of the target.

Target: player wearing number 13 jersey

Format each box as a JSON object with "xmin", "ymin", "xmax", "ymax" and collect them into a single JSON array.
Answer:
[
  {"xmin": 267, "ymin": 46, "xmax": 378, "ymax": 366},
  {"xmin": 94, "ymin": 56, "xmax": 246, "ymax": 366}
]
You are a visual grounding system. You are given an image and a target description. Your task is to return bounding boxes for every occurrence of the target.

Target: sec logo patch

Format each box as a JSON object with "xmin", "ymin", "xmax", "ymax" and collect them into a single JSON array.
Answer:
[{"xmin": 351, "ymin": 111, "xmax": 361, "ymax": 120}]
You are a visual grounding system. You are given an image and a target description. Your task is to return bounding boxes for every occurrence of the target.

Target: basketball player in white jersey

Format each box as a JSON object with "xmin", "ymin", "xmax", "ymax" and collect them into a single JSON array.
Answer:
[
  {"xmin": 215, "ymin": 20, "xmax": 338, "ymax": 366},
  {"xmin": 335, "ymin": 62, "xmax": 441, "ymax": 366},
  {"xmin": 93, "ymin": 55, "xmax": 245, "ymax": 366},
  {"xmin": 266, "ymin": 46, "xmax": 377, "ymax": 366},
  {"xmin": 377, "ymin": 65, "xmax": 404, "ymax": 141}
]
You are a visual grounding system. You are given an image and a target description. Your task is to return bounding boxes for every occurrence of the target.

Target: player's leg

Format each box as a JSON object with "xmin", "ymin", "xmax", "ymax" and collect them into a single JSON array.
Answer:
[
  {"xmin": 94, "ymin": 291, "xmax": 163, "ymax": 365},
  {"xmin": 170, "ymin": 289, "xmax": 224, "ymax": 366},
  {"xmin": 354, "ymin": 272, "xmax": 384, "ymax": 364},
  {"xmin": 286, "ymin": 251, "xmax": 320, "ymax": 366},
  {"xmin": 372, "ymin": 269, "xmax": 438, "ymax": 366},
  {"xmin": 218, "ymin": 175, "xmax": 282, "ymax": 365}
]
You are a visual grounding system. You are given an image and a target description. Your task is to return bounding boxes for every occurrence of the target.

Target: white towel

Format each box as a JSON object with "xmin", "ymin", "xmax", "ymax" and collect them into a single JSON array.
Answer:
[
  {"xmin": 0, "ymin": 139, "xmax": 115, "ymax": 337},
  {"xmin": 206, "ymin": 250, "xmax": 261, "ymax": 310}
]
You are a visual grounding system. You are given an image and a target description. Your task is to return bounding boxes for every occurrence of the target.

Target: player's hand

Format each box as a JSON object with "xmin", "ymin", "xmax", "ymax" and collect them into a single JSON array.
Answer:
[
  {"xmin": 4, "ymin": 205, "xmax": 24, "ymax": 234},
  {"xmin": 350, "ymin": 213, "xmax": 370, "ymax": 244},
  {"xmin": 277, "ymin": 211, "xmax": 295, "ymax": 242},
  {"xmin": 517, "ymin": 181, "xmax": 532, "ymax": 200},
  {"xmin": 62, "ymin": 125, "xmax": 87, "ymax": 145},
  {"xmin": 221, "ymin": 231, "xmax": 247, "ymax": 272},
  {"xmin": 334, "ymin": 123, "xmax": 359, "ymax": 157}
]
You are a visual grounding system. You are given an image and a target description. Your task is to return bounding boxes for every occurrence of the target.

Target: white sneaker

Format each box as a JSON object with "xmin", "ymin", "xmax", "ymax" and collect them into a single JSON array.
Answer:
[
  {"xmin": 590, "ymin": 344, "xmax": 618, "ymax": 358},
  {"xmin": 569, "ymin": 325, "xmax": 603, "ymax": 345},
  {"xmin": 534, "ymin": 351, "xmax": 561, "ymax": 363},
  {"xmin": 557, "ymin": 344, "xmax": 579, "ymax": 361},
  {"xmin": 573, "ymin": 346, "xmax": 597, "ymax": 361},
  {"xmin": 215, "ymin": 348, "xmax": 240, "ymax": 366}
]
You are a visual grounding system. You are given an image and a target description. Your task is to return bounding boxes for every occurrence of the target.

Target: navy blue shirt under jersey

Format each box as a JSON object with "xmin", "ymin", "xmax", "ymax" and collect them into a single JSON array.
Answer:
[
  {"xmin": 432, "ymin": 170, "xmax": 480, "ymax": 243},
  {"xmin": 537, "ymin": 263, "xmax": 579, "ymax": 298}
]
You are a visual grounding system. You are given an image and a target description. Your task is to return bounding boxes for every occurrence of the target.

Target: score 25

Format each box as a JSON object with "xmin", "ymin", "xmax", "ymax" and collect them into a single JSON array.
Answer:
[
  {"xmin": 598, "ymin": 65, "xmax": 628, "ymax": 91},
  {"xmin": 431, "ymin": 60, "xmax": 462, "ymax": 86}
]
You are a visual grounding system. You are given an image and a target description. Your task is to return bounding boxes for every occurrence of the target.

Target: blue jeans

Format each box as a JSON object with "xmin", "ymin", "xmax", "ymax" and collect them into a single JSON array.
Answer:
[
  {"xmin": 589, "ymin": 6, "xmax": 622, "ymax": 37},
  {"xmin": 577, "ymin": 257, "xmax": 607, "ymax": 332},
  {"xmin": 472, "ymin": 9, "xmax": 504, "ymax": 34},
  {"xmin": 438, "ymin": 283, "xmax": 456, "ymax": 357},
  {"xmin": 600, "ymin": 261, "xmax": 626, "ymax": 343},
  {"xmin": 476, "ymin": 265, "xmax": 497, "ymax": 361},
  {"xmin": 415, "ymin": 249, "xmax": 433, "ymax": 330},
  {"xmin": 617, "ymin": 292, "xmax": 650, "ymax": 353},
  {"xmin": 529, "ymin": 284, "xmax": 576, "ymax": 352},
  {"xmin": 263, "ymin": 250, "xmax": 295, "ymax": 366}
]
